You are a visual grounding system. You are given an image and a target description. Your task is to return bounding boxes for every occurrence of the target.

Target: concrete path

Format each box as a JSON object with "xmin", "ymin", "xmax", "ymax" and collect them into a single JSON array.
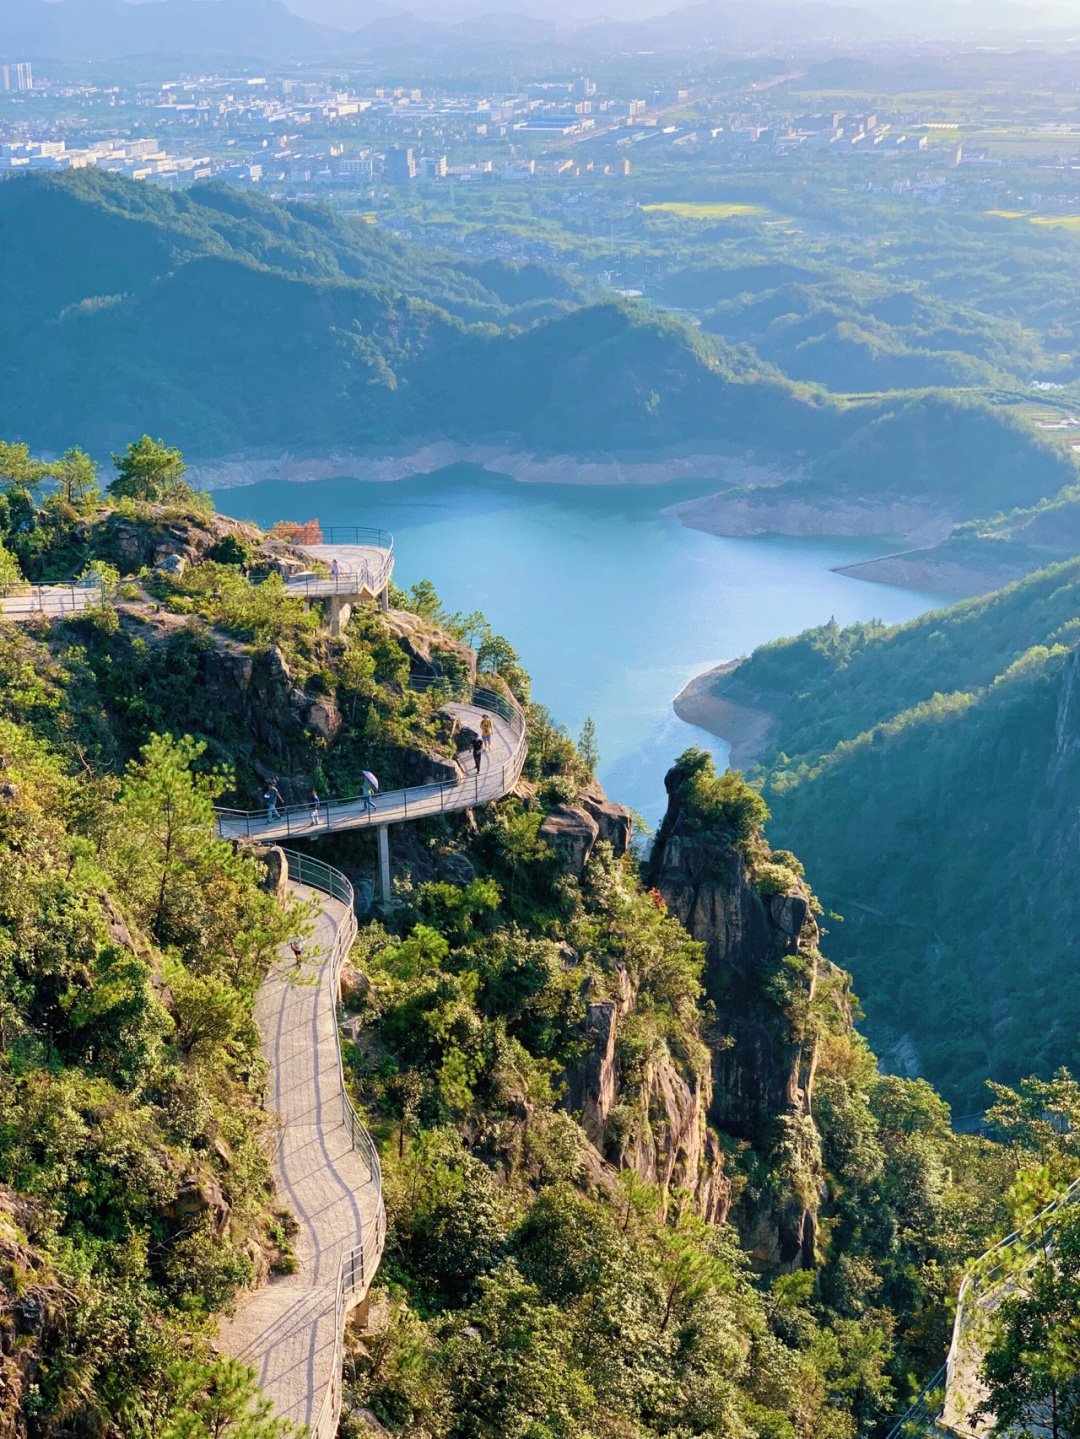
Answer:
[
  {"xmin": 216, "ymin": 700, "xmax": 525, "ymax": 843},
  {"xmin": 217, "ymin": 882, "xmax": 382, "ymax": 1435},
  {"xmin": 0, "ymin": 585, "xmax": 100, "ymax": 619}
]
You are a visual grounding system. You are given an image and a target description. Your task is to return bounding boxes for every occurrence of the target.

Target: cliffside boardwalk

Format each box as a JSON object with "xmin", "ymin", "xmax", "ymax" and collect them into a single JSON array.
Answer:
[
  {"xmin": 214, "ymin": 694, "xmax": 526, "ymax": 844},
  {"xmin": 886, "ymin": 1176, "xmax": 1080, "ymax": 1439},
  {"xmin": 217, "ymin": 854, "xmax": 385, "ymax": 1437}
]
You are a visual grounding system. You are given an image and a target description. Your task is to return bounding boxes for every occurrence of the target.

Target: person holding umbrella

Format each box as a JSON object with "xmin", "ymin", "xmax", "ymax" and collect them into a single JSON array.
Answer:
[{"xmin": 361, "ymin": 770, "xmax": 379, "ymax": 814}]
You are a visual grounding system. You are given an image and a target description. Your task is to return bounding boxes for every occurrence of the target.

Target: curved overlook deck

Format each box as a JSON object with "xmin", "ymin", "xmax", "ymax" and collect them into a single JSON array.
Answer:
[{"xmin": 282, "ymin": 541, "xmax": 394, "ymax": 601}]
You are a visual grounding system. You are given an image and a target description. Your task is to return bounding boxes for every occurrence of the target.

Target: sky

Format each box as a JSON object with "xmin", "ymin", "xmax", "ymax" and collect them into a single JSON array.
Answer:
[{"xmin": 273, "ymin": 0, "xmax": 1075, "ymax": 31}]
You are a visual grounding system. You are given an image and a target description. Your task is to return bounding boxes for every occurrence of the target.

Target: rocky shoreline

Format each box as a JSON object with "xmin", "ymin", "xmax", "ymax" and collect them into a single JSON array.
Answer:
[
  {"xmin": 664, "ymin": 489, "xmax": 955, "ymax": 546},
  {"xmin": 186, "ymin": 442, "xmax": 793, "ymax": 493},
  {"xmin": 672, "ymin": 660, "xmax": 776, "ymax": 772}
]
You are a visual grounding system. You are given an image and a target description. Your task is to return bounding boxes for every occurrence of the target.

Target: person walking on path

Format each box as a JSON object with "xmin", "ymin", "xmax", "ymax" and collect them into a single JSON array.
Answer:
[
  {"xmin": 265, "ymin": 781, "xmax": 283, "ymax": 822},
  {"xmin": 480, "ymin": 713, "xmax": 493, "ymax": 751},
  {"xmin": 361, "ymin": 774, "xmax": 376, "ymax": 814},
  {"xmin": 289, "ymin": 936, "xmax": 305, "ymax": 969},
  {"xmin": 472, "ymin": 736, "xmax": 484, "ymax": 775},
  {"xmin": 310, "ymin": 790, "xmax": 321, "ymax": 827},
  {"xmin": 330, "ymin": 558, "xmax": 340, "ymax": 582}
]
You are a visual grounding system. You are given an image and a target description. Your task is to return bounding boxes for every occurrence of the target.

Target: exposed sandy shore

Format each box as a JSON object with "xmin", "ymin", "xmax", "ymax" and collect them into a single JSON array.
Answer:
[
  {"xmin": 187, "ymin": 442, "xmax": 793, "ymax": 492},
  {"xmin": 673, "ymin": 660, "xmax": 776, "ymax": 772},
  {"xmin": 831, "ymin": 548, "xmax": 1046, "ymax": 598},
  {"xmin": 665, "ymin": 491, "xmax": 955, "ymax": 546}
]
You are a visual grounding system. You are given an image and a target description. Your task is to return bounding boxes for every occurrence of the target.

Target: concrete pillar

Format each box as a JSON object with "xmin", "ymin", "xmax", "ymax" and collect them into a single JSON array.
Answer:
[
  {"xmin": 328, "ymin": 595, "xmax": 353, "ymax": 636},
  {"xmin": 379, "ymin": 584, "xmax": 389, "ymax": 613},
  {"xmin": 377, "ymin": 825, "xmax": 391, "ymax": 904}
]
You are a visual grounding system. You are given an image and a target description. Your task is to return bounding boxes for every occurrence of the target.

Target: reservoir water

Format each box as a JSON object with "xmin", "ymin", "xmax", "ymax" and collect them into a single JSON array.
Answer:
[{"xmin": 213, "ymin": 467, "xmax": 947, "ymax": 825}]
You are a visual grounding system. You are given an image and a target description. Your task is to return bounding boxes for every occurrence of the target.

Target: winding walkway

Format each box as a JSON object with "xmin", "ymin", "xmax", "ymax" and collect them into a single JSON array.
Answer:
[
  {"xmin": 218, "ymin": 688, "xmax": 526, "ymax": 1433},
  {"xmin": 217, "ymin": 856, "xmax": 384, "ymax": 1438},
  {"xmin": 215, "ymin": 692, "xmax": 527, "ymax": 842}
]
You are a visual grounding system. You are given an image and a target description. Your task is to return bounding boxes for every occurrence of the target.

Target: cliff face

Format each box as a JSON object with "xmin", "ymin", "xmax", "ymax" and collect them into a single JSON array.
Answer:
[
  {"xmin": 646, "ymin": 760, "xmax": 827, "ymax": 1268},
  {"xmin": 563, "ymin": 966, "xmax": 730, "ymax": 1225}
]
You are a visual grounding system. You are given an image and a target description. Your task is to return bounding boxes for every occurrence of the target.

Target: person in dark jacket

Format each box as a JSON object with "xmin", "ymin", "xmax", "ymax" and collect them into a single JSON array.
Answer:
[{"xmin": 472, "ymin": 736, "xmax": 483, "ymax": 774}]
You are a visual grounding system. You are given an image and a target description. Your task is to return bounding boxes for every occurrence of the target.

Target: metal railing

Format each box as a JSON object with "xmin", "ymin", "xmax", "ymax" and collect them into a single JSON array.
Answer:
[
  {"xmin": 886, "ymin": 1175, "xmax": 1080, "ymax": 1438},
  {"xmin": 215, "ymin": 682, "xmax": 527, "ymax": 841},
  {"xmin": 280, "ymin": 849, "xmax": 386, "ymax": 1439},
  {"xmin": 883, "ymin": 1368, "xmax": 949, "ymax": 1439},
  {"xmin": 319, "ymin": 526, "xmax": 394, "ymax": 549},
  {"xmin": 0, "ymin": 577, "xmax": 105, "ymax": 614},
  {"xmin": 279, "ymin": 528, "xmax": 395, "ymax": 602}
]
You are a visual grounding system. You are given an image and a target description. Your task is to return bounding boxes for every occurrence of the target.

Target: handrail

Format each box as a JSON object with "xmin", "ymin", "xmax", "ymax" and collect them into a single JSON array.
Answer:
[
  {"xmin": 886, "ymin": 1174, "xmax": 1080, "ymax": 1437},
  {"xmin": 280, "ymin": 528, "xmax": 394, "ymax": 602},
  {"xmin": 215, "ymin": 681, "xmax": 527, "ymax": 840},
  {"xmin": 0, "ymin": 578, "xmax": 105, "ymax": 611},
  {"xmin": 279, "ymin": 848, "xmax": 386, "ymax": 1439}
]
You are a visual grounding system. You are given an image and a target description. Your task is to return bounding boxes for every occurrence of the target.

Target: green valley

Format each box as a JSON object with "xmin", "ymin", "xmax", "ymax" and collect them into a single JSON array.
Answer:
[
  {"xmin": 690, "ymin": 560, "xmax": 1080, "ymax": 1108},
  {"xmin": 2, "ymin": 448, "xmax": 1076, "ymax": 1438}
]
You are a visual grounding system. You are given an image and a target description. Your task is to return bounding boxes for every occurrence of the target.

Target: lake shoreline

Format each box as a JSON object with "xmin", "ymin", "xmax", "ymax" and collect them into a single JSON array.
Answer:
[
  {"xmin": 189, "ymin": 441, "xmax": 797, "ymax": 493},
  {"xmin": 672, "ymin": 660, "xmax": 777, "ymax": 772}
]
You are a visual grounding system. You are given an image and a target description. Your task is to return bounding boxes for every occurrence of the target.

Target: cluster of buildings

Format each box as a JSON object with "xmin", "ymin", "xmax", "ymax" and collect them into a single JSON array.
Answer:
[
  {"xmin": 2, "ymin": 63, "xmax": 33, "ymax": 92},
  {"xmin": 0, "ymin": 137, "xmax": 211, "ymax": 185}
]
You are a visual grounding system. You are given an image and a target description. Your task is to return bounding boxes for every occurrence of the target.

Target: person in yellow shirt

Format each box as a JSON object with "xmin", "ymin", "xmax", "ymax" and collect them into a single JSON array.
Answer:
[{"xmin": 480, "ymin": 713, "xmax": 494, "ymax": 750}]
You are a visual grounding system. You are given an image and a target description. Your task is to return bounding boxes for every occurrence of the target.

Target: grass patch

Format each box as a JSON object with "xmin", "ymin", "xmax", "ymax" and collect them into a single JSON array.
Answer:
[{"xmin": 641, "ymin": 201, "xmax": 764, "ymax": 220}]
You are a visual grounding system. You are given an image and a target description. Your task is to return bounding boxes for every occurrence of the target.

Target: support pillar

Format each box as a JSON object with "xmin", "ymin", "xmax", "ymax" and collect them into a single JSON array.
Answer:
[
  {"xmin": 379, "ymin": 584, "xmax": 389, "ymax": 613},
  {"xmin": 328, "ymin": 595, "xmax": 353, "ymax": 637},
  {"xmin": 377, "ymin": 824, "xmax": 391, "ymax": 905}
]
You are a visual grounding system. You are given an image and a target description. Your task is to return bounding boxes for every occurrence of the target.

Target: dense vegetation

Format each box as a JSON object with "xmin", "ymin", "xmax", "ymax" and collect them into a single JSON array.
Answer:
[
  {"xmin": 3, "ymin": 171, "xmax": 1076, "ymax": 553},
  {"xmin": 3, "ymin": 446, "xmax": 1079, "ymax": 1437},
  {"xmin": 717, "ymin": 559, "xmax": 1080, "ymax": 1107}
]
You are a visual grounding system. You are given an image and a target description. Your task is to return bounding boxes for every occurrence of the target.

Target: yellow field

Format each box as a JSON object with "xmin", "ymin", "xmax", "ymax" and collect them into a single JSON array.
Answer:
[
  {"xmin": 641, "ymin": 201, "xmax": 763, "ymax": 220},
  {"xmin": 985, "ymin": 210, "xmax": 1080, "ymax": 231}
]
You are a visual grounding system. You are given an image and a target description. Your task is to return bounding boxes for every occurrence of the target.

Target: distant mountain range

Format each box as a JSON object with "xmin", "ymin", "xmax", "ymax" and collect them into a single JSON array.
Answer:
[{"xmin": 2, "ymin": 0, "xmax": 1076, "ymax": 63}]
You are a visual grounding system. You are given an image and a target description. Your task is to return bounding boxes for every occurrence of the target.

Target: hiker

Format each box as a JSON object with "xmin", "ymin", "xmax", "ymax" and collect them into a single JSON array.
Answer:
[
  {"xmin": 289, "ymin": 936, "xmax": 305, "ymax": 968},
  {"xmin": 480, "ymin": 713, "xmax": 494, "ymax": 750},
  {"xmin": 472, "ymin": 735, "xmax": 484, "ymax": 774},
  {"xmin": 265, "ymin": 781, "xmax": 283, "ymax": 821},
  {"xmin": 310, "ymin": 790, "xmax": 321, "ymax": 826}
]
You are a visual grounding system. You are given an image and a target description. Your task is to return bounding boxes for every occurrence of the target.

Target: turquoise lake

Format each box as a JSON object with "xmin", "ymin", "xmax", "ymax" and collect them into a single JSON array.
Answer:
[{"xmin": 213, "ymin": 467, "xmax": 948, "ymax": 825}]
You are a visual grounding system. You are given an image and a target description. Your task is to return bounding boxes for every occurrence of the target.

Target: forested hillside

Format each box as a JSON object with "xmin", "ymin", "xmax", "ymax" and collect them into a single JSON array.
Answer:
[
  {"xmin": 6, "ymin": 440, "xmax": 1079, "ymax": 1437},
  {"xmin": 2, "ymin": 171, "xmax": 1075, "ymax": 551},
  {"xmin": 711, "ymin": 561, "xmax": 1080, "ymax": 1107}
]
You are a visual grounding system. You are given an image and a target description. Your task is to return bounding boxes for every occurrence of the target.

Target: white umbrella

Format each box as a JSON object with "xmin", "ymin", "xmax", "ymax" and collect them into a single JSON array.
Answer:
[{"xmin": 361, "ymin": 770, "xmax": 379, "ymax": 790}]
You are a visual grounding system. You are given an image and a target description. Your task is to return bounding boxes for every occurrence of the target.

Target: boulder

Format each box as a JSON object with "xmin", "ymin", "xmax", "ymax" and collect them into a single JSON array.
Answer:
[
  {"xmin": 538, "ymin": 804, "xmax": 600, "ymax": 875},
  {"xmin": 97, "ymin": 892, "xmax": 137, "ymax": 954},
  {"xmin": 580, "ymin": 777, "xmax": 634, "ymax": 856},
  {"xmin": 261, "ymin": 846, "xmax": 289, "ymax": 906},
  {"xmin": 383, "ymin": 609, "xmax": 478, "ymax": 686},
  {"xmin": 154, "ymin": 552, "xmax": 188, "ymax": 577},
  {"xmin": 164, "ymin": 1170, "xmax": 231, "ymax": 1236}
]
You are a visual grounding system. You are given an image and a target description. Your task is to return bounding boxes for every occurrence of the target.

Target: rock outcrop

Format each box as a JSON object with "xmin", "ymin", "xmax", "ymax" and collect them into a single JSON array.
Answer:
[
  {"xmin": 579, "ymin": 776, "xmax": 633, "ymax": 855},
  {"xmin": 76, "ymin": 505, "xmax": 263, "ymax": 573},
  {"xmin": 647, "ymin": 758, "xmax": 827, "ymax": 1268},
  {"xmin": 382, "ymin": 609, "xmax": 478, "ymax": 688},
  {"xmin": 539, "ymin": 804, "xmax": 600, "ymax": 875},
  {"xmin": 563, "ymin": 970, "xmax": 730, "ymax": 1224}
]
